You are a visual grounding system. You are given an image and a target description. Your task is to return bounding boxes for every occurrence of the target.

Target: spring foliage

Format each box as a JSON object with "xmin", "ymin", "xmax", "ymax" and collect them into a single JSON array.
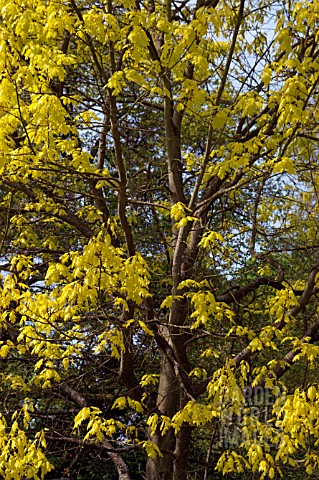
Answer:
[{"xmin": 1, "ymin": 0, "xmax": 319, "ymax": 478}]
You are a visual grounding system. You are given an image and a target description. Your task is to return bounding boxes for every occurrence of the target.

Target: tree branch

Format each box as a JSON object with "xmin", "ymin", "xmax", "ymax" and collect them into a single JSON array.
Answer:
[{"xmin": 59, "ymin": 382, "xmax": 132, "ymax": 480}]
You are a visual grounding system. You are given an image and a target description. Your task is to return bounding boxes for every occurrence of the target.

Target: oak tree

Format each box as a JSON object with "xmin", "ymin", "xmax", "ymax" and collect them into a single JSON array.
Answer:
[{"xmin": 1, "ymin": 0, "xmax": 319, "ymax": 478}]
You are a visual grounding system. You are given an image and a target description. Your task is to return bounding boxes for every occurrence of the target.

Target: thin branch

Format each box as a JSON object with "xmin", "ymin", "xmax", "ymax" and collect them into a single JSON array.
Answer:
[{"xmin": 59, "ymin": 381, "xmax": 132, "ymax": 480}]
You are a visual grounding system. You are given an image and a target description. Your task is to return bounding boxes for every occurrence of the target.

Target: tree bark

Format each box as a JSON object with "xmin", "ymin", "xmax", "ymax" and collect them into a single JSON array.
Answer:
[
  {"xmin": 146, "ymin": 343, "xmax": 179, "ymax": 479},
  {"xmin": 173, "ymin": 425, "xmax": 192, "ymax": 480}
]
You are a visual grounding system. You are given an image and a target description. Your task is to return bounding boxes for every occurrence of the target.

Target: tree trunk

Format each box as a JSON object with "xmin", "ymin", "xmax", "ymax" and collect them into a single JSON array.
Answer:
[
  {"xmin": 173, "ymin": 425, "xmax": 192, "ymax": 480},
  {"xmin": 146, "ymin": 355, "xmax": 179, "ymax": 479}
]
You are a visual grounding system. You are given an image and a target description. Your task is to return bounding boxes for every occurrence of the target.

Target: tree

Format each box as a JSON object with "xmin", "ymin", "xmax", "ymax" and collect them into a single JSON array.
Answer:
[{"xmin": 1, "ymin": 0, "xmax": 319, "ymax": 478}]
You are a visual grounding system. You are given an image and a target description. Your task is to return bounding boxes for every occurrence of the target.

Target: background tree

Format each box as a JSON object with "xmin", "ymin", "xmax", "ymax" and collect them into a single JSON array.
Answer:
[{"xmin": 1, "ymin": 0, "xmax": 319, "ymax": 478}]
